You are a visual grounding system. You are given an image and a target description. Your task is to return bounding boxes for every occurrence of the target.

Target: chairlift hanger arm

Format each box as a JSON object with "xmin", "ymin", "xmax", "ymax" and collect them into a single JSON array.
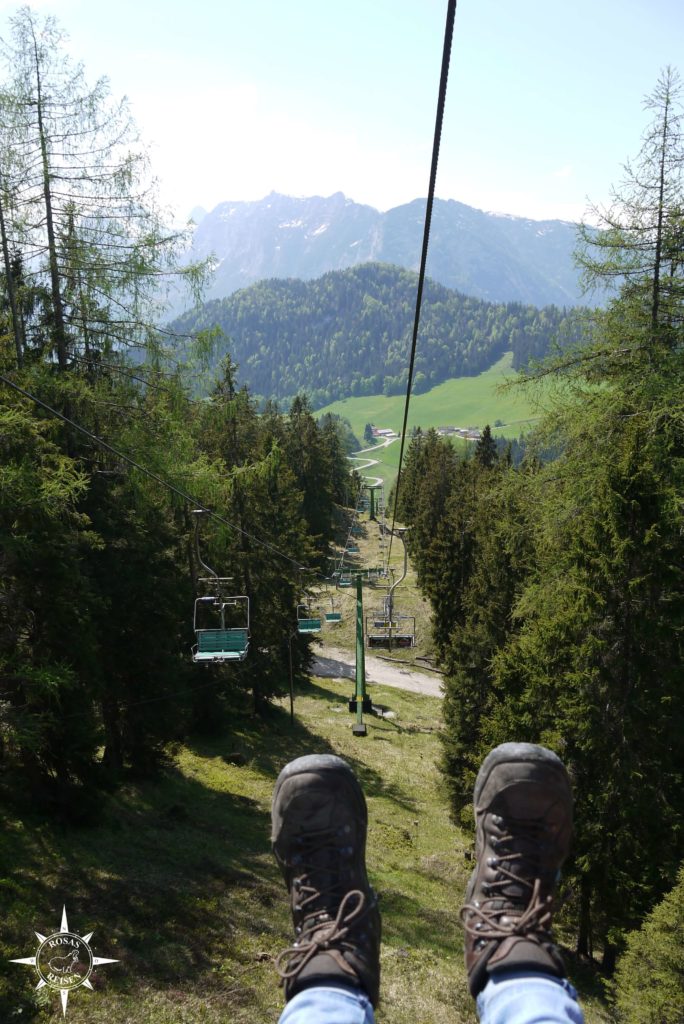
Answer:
[{"xmin": 192, "ymin": 508, "xmax": 219, "ymax": 583}]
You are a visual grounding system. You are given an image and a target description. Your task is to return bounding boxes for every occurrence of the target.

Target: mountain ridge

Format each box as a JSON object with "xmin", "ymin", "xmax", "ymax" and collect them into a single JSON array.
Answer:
[{"xmin": 183, "ymin": 191, "xmax": 585, "ymax": 311}]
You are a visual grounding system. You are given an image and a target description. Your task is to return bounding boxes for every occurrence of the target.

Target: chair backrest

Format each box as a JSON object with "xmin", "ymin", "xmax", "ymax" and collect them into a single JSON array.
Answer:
[
  {"xmin": 197, "ymin": 628, "xmax": 249, "ymax": 653},
  {"xmin": 298, "ymin": 618, "xmax": 322, "ymax": 633}
]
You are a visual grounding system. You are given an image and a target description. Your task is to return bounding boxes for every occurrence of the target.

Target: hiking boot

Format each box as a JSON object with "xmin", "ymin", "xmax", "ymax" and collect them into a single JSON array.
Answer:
[
  {"xmin": 271, "ymin": 754, "xmax": 381, "ymax": 1006},
  {"xmin": 461, "ymin": 742, "xmax": 573, "ymax": 997}
]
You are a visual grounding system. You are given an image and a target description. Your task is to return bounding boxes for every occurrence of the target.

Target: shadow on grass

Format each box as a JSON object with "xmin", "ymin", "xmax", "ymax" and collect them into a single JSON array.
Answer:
[
  {"xmin": 184, "ymin": 682, "xmax": 420, "ymax": 816},
  {"xmin": 213, "ymin": 690, "xmax": 422, "ymax": 826},
  {"xmin": 184, "ymin": 695, "xmax": 338, "ymax": 777},
  {"xmin": 0, "ymin": 752, "xmax": 284, "ymax": 1020},
  {"xmin": 305, "ymin": 677, "xmax": 354, "ymax": 702},
  {"xmin": 0, "ymin": 673, "xmax": 443, "ymax": 1017}
]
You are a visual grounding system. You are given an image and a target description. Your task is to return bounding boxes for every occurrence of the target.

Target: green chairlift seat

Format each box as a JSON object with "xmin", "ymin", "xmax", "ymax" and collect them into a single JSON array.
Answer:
[
  {"xmin": 193, "ymin": 628, "xmax": 249, "ymax": 662},
  {"xmin": 325, "ymin": 612, "xmax": 342, "ymax": 623},
  {"xmin": 297, "ymin": 603, "xmax": 322, "ymax": 634},
  {"xmin": 191, "ymin": 513, "xmax": 250, "ymax": 665}
]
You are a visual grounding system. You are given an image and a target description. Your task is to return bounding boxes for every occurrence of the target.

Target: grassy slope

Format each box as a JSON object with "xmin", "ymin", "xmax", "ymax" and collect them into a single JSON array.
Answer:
[
  {"xmin": 317, "ymin": 352, "xmax": 545, "ymax": 444},
  {"xmin": 0, "ymin": 514, "xmax": 609, "ymax": 1024},
  {"xmin": 320, "ymin": 353, "xmax": 548, "ymax": 490},
  {"xmin": 0, "ymin": 682, "xmax": 608, "ymax": 1024}
]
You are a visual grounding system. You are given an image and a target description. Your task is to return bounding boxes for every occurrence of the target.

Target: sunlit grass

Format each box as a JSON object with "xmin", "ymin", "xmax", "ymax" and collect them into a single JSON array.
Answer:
[
  {"xmin": 0, "ymin": 676, "xmax": 609, "ymax": 1024},
  {"xmin": 318, "ymin": 353, "xmax": 549, "ymax": 491}
]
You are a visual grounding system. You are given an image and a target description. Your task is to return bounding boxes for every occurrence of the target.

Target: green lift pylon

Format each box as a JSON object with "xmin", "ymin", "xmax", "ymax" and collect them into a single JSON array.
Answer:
[
  {"xmin": 349, "ymin": 573, "xmax": 372, "ymax": 735},
  {"xmin": 367, "ymin": 484, "xmax": 381, "ymax": 521}
]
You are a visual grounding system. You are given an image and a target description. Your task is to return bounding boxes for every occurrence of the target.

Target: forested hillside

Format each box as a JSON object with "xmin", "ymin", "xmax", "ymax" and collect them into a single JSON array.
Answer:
[
  {"xmin": 172, "ymin": 263, "xmax": 583, "ymax": 406},
  {"xmin": 395, "ymin": 68, "xmax": 684, "ymax": 995}
]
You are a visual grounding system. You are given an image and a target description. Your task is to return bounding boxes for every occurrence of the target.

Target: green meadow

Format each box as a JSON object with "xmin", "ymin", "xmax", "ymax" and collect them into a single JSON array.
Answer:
[
  {"xmin": 317, "ymin": 352, "xmax": 546, "ymax": 442},
  {"xmin": 318, "ymin": 353, "xmax": 549, "ymax": 490}
]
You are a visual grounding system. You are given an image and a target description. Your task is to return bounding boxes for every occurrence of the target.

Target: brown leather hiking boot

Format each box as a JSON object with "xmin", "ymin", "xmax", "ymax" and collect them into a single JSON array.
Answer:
[
  {"xmin": 461, "ymin": 742, "xmax": 573, "ymax": 997},
  {"xmin": 271, "ymin": 754, "xmax": 381, "ymax": 1006}
]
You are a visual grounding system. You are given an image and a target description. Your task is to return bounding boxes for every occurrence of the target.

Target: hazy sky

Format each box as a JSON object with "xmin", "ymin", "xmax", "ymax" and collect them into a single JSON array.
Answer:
[{"xmin": 1, "ymin": 0, "xmax": 681, "ymax": 223}]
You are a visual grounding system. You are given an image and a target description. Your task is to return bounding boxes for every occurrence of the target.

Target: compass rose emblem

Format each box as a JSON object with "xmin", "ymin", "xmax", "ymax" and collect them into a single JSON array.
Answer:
[{"xmin": 10, "ymin": 905, "xmax": 118, "ymax": 1016}]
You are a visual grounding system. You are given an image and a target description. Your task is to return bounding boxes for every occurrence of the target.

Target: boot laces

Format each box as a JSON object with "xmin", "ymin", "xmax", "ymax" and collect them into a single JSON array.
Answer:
[
  {"xmin": 461, "ymin": 816, "xmax": 556, "ymax": 942},
  {"xmin": 275, "ymin": 829, "xmax": 369, "ymax": 982}
]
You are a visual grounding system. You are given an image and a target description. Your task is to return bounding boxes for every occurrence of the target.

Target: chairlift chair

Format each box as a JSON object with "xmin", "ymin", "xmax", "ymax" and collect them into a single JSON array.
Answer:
[
  {"xmin": 365, "ymin": 609, "xmax": 415, "ymax": 649},
  {"xmin": 325, "ymin": 595, "xmax": 342, "ymax": 624},
  {"xmin": 192, "ymin": 593, "xmax": 250, "ymax": 663},
  {"xmin": 365, "ymin": 585, "xmax": 414, "ymax": 648},
  {"xmin": 190, "ymin": 508, "xmax": 250, "ymax": 663},
  {"xmin": 297, "ymin": 602, "xmax": 322, "ymax": 634}
]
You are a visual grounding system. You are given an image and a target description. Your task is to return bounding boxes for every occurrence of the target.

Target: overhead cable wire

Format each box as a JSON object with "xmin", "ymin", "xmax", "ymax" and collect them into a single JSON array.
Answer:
[
  {"xmin": 0, "ymin": 372, "xmax": 323, "ymax": 578},
  {"xmin": 387, "ymin": 0, "xmax": 457, "ymax": 563}
]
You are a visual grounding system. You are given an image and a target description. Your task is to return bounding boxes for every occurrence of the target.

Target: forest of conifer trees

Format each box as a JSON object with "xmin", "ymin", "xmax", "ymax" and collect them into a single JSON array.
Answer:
[
  {"xmin": 0, "ymin": 8, "xmax": 352, "ymax": 802},
  {"xmin": 395, "ymin": 67, "xmax": 684, "ymax": 1014}
]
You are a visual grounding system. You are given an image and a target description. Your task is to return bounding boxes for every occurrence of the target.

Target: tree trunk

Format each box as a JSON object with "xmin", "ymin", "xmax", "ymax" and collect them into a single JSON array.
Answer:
[
  {"xmin": 0, "ymin": 189, "xmax": 23, "ymax": 367},
  {"xmin": 31, "ymin": 24, "xmax": 68, "ymax": 371},
  {"xmin": 602, "ymin": 939, "xmax": 617, "ymax": 975},
  {"xmin": 577, "ymin": 875, "xmax": 593, "ymax": 958},
  {"xmin": 650, "ymin": 86, "xmax": 670, "ymax": 336}
]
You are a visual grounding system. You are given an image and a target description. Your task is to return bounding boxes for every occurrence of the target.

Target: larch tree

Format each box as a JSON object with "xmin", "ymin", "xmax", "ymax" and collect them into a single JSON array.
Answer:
[
  {"xmin": 0, "ymin": 6, "xmax": 208, "ymax": 371},
  {"xmin": 577, "ymin": 65, "xmax": 684, "ymax": 347}
]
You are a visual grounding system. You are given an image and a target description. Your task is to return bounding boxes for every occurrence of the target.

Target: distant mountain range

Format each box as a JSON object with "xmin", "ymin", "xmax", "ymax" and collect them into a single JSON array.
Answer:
[{"xmin": 182, "ymin": 191, "xmax": 587, "ymax": 312}]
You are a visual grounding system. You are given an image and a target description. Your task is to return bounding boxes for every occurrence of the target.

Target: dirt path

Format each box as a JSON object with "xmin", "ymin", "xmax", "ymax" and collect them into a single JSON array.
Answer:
[
  {"xmin": 347, "ymin": 435, "xmax": 399, "ymax": 487},
  {"xmin": 313, "ymin": 644, "xmax": 443, "ymax": 698}
]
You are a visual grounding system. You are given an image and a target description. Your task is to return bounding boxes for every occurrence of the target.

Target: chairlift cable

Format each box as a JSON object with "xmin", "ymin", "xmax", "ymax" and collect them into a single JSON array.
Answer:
[{"xmin": 388, "ymin": 0, "xmax": 457, "ymax": 564}]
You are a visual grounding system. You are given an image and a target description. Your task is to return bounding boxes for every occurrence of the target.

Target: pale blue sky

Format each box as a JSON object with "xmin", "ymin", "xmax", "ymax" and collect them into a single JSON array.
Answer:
[{"xmin": 1, "ymin": 0, "xmax": 681, "ymax": 223}]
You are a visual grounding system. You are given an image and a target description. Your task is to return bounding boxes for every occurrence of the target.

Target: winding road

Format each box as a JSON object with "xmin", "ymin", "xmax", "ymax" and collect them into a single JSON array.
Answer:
[{"xmin": 347, "ymin": 435, "xmax": 400, "ymax": 487}]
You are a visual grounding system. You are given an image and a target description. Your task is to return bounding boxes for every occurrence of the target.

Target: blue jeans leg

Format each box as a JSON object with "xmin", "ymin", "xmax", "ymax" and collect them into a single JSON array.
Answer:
[
  {"xmin": 278, "ymin": 984, "xmax": 375, "ymax": 1024},
  {"xmin": 477, "ymin": 972, "xmax": 585, "ymax": 1024}
]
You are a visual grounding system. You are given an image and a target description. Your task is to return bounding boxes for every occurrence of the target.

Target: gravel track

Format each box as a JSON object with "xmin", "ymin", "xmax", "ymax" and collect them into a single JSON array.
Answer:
[{"xmin": 313, "ymin": 644, "xmax": 443, "ymax": 698}]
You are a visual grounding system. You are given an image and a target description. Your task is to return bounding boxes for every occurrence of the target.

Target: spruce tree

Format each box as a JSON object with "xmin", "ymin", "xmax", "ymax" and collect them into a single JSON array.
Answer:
[{"xmin": 612, "ymin": 863, "xmax": 684, "ymax": 1024}]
